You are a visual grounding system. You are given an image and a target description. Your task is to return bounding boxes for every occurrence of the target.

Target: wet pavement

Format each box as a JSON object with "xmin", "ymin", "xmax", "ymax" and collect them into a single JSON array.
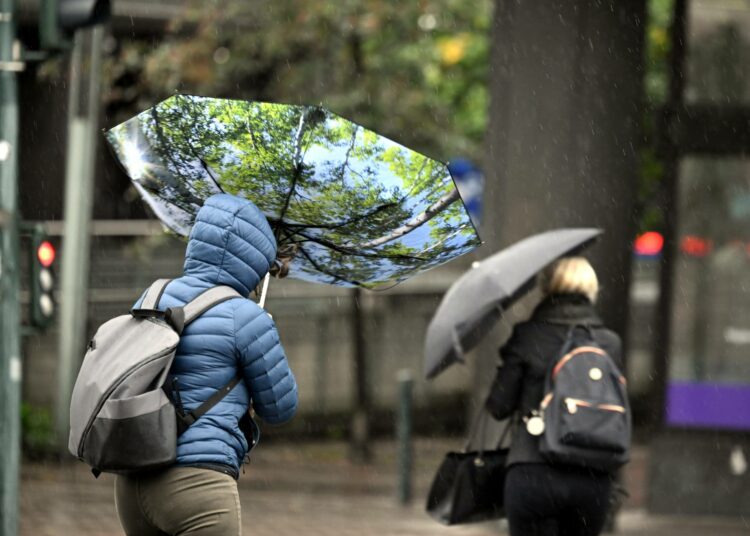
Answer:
[{"xmin": 19, "ymin": 439, "xmax": 750, "ymax": 536}]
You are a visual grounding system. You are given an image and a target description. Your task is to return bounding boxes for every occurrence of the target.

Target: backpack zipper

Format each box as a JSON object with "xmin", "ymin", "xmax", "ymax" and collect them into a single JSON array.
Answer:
[
  {"xmin": 552, "ymin": 347, "xmax": 606, "ymax": 379},
  {"xmin": 77, "ymin": 345, "xmax": 177, "ymax": 458},
  {"xmin": 564, "ymin": 397, "xmax": 626, "ymax": 414},
  {"xmin": 552, "ymin": 347, "xmax": 627, "ymax": 385}
]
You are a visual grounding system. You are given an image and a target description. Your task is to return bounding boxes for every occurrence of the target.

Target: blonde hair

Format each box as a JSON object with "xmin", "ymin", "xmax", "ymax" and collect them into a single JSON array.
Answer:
[{"xmin": 543, "ymin": 257, "xmax": 599, "ymax": 303}]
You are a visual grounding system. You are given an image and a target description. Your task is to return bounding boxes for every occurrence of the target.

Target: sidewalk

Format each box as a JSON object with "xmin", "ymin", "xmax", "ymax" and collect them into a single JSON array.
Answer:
[{"xmin": 19, "ymin": 439, "xmax": 750, "ymax": 536}]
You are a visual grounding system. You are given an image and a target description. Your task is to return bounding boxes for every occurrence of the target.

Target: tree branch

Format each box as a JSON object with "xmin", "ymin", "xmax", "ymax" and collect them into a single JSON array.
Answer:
[
  {"xmin": 354, "ymin": 188, "xmax": 460, "ymax": 249},
  {"xmin": 270, "ymin": 201, "xmax": 397, "ymax": 230},
  {"xmin": 287, "ymin": 227, "xmax": 427, "ymax": 261},
  {"xmin": 295, "ymin": 244, "xmax": 361, "ymax": 286}
]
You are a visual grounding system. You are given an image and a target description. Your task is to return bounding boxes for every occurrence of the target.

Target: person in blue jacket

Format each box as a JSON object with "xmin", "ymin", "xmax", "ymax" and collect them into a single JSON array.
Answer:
[{"xmin": 115, "ymin": 194, "xmax": 298, "ymax": 536}]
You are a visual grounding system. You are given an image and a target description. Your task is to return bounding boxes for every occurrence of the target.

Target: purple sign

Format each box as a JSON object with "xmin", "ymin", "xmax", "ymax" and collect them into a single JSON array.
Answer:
[{"xmin": 666, "ymin": 381, "xmax": 750, "ymax": 430}]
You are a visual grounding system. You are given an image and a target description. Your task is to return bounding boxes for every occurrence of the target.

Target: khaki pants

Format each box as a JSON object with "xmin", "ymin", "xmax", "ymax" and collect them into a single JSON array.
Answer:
[{"xmin": 115, "ymin": 467, "xmax": 241, "ymax": 536}]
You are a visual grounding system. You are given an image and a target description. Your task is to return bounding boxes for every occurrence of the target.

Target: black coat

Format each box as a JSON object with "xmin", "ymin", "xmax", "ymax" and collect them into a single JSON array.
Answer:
[{"xmin": 485, "ymin": 293, "xmax": 623, "ymax": 466}]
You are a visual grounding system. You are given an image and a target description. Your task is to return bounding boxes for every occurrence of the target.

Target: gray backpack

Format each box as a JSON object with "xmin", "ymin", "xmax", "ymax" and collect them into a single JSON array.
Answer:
[
  {"xmin": 537, "ymin": 326, "xmax": 631, "ymax": 472},
  {"xmin": 68, "ymin": 279, "xmax": 242, "ymax": 476}
]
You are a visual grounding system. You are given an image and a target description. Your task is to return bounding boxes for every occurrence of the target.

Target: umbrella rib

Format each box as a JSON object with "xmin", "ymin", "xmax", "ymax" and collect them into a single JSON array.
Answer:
[
  {"xmin": 148, "ymin": 102, "xmax": 215, "ymax": 206},
  {"xmin": 419, "ymin": 226, "xmax": 465, "ymax": 255},
  {"xmin": 148, "ymin": 107, "xmax": 199, "ymax": 194},
  {"xmin": 170, "ymin": 99, "xmax": 224, "ymax": 195},
  {"xmin": 198, "ymin": 158, "xmax": 225, "ymax": 194},
  {"xmin": 277, "ymin": 110, "xmax": 313, "ymax": 237}
]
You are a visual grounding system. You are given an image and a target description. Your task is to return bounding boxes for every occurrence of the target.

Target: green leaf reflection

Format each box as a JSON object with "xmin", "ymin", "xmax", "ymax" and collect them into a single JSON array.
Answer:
[{"xmin": 106, "ymin": 95, "xmax": 480, "ymax": 288}]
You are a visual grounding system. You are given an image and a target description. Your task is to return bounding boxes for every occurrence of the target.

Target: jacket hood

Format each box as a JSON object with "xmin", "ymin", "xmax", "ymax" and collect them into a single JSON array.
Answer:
[{"xmin": 183, "ymin": 194, "xmax": 277, "ymax": 295}]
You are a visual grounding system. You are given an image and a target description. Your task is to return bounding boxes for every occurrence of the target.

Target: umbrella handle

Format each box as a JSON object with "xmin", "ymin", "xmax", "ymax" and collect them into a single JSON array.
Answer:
[
  {"xmin": 258, "ymin": 272, "xmax": 271, "ymax": 309},
  {"xmin": 464, "ymin": 409, "xmax": 513, "ymax": 455}
]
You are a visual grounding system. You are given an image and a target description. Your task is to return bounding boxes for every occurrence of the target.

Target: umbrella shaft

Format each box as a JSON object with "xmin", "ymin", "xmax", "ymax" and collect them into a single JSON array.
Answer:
[{"xmin": 258, "ymin": 272, "xmax": 270, "ymax": 308}]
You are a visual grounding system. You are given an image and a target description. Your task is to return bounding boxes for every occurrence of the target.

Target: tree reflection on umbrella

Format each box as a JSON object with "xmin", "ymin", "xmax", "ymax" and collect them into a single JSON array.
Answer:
[{"xmin": 106, "ymin": 95, "xmax": 480, "ymax": 289}]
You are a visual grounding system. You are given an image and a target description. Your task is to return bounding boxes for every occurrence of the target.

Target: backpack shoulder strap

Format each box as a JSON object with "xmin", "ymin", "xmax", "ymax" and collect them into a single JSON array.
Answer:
[
  {"xmin": 183, "ymin": 286, "xmax": 242, "ymax": 324},
  {"xmin": 140, "ymin": 279, "xmax": 172, "ymax": 310},
  {"xmin": 165, "ymin": 286, "xmax": 245, "ymax": 434},
  {"xmin": 174, "ymin": 375, "xmax": 244, "ymax": 436},
  {"xmin": 555, "ymin": 325, "xmax": 578, "ymax": 360},
  {"xmin": 164, "ymin": 286, "xmax": 242, "ymax": 334}
]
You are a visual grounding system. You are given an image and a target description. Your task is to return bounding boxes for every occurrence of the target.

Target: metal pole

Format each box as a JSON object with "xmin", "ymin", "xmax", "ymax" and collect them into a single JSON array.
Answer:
[
  {"xmin": 396, "ymin": 369, "xmax": 413, "ymax": 506},
  {"xmin": 55, "ymin": 25, "xmax": 104, "ymax": 449},
  {"xmin": 650, "ymin": 0, "xmax": 687, "ymax": 431},
  {"xmin": 0, "ymin": 0, "xmax": 21, "ymax": 533},
  {"xmin": 350, "ymin": 288, "xmax": 371, "ymax": 463},
  {"xmin": 315, "ymin": 316, "xmax": 329, "ymax": 413}
]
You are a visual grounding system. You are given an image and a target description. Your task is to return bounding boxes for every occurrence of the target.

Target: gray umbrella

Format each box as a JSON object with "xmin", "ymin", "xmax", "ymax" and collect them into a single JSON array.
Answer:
[{"xmin": 423, "ymin": 228, "xmax": 602, "ymax": 379}]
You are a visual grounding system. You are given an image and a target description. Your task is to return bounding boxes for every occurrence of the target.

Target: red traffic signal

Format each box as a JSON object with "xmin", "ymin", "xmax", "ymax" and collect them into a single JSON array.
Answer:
[
  {"xmin": 634, "ymin": 231, "xmax": 664, "ymax": 257},
  {"xmin": 681, "ymin": 235, "xmax": 712, "ymax": 257},
  {"xmin": 29, "ymin": 229, "xmax": 57, "ymax": 329},
  {"xmin": 37, "ymin": 240, "xmax": 56, "ymax": 268}
]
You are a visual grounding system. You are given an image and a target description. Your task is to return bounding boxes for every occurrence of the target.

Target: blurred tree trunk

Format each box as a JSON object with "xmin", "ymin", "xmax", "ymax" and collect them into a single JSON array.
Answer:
[{"xmin": 478, "ymin": 0, "xmax": 646, "ymax": 382}]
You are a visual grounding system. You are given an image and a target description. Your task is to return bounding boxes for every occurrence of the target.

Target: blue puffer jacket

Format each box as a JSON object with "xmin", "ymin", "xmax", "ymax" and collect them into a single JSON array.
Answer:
[{"xmin": 134, "ymin": 194, "xmax": 298, "ymax": 478}]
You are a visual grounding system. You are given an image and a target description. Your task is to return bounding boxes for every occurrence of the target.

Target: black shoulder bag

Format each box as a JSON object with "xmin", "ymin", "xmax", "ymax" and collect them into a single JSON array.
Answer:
[{"xmin": 426, "ymin": 409, "xmax": 513, "ymax": 525}]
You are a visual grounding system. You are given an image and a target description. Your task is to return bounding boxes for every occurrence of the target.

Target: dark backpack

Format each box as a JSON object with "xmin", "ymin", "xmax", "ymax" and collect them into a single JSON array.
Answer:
[{"xmin": 537, "ymin": 325, "xmax": 631, "ymax": 472}]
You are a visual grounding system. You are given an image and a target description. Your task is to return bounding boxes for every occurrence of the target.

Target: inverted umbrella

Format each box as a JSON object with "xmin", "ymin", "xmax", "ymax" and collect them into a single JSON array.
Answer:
[
  {"xmin": 105, "ymin": 95, "xmax": 480, "ymax": 289},
  {"xmin": 423, "ymin": 228, "xmax": 602, "ymax": 379}
]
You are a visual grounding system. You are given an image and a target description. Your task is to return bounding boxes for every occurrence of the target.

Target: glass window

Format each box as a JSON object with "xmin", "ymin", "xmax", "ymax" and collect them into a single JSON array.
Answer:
[
  {"xmin": 685, "ymin": 0, "xmax": 750, "ymax": 105},
  {"xmin": 667, "ymin": 157, "xmax": 750, "ymax": 429}
]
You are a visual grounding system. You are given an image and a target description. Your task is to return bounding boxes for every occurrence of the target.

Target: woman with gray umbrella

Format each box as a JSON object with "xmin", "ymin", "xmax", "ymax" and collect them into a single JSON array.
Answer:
[{"xmin": 485, "ymin": 257, "xmax": 622, "ymax": 536}]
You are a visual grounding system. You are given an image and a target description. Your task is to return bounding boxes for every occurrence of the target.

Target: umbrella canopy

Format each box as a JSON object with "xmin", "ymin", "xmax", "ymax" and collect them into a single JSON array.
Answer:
[
  {"xmin": 423, "ymin": 228, "xmax": 602, "ymax": 379},
  {"xmin": 105, "ymin": 95, "xmax": 480, "ymax": 289}
]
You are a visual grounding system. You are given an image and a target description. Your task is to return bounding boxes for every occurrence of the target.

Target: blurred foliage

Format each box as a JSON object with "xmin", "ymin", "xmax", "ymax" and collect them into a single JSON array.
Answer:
[
  {"xmin": 103, "ymin": 0, "xmax": 677, "ymax": 234},
  {"xmin": 644, "ymin": 0, "xmax": 674, "ymax": 107},
  {"xmin": 21, "ymin": 402, "xmax": 56, "ymax": 458},
  {"xmin": 105, "ymin": 0, "xmax": 493, "ymax": 163},
  {"xmin": 637, "ymin": 0, "xmax": 675, "ymax": 234}
]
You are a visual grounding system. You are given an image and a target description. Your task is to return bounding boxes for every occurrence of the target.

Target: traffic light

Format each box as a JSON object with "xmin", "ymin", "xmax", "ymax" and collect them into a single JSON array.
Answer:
[
  {"xmin": 40, "ymin": 0, "xmax": 111, "ymax": 50},
  {"xmin": 30, "ymin": 229, "xmax": 57, "ymax": 329}
]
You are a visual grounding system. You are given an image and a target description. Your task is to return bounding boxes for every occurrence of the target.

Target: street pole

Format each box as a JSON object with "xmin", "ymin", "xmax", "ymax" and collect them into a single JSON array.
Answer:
[
  {"xmin": 55, "ymin": 25, "xmax": 104, "ymax": 449},
  {"xmin": 0, "ymin": 0, "xmax": 22, "ymax": 533},
  {"xmin": 350, "ymin": 288, "xmax": 372, "ymax": 463},
  {"xmin": 396, "ymin": 369, "xmax": 413, "ymax": 506}
]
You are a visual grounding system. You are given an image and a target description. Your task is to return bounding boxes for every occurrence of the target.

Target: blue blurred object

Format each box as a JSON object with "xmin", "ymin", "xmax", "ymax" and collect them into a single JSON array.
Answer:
[{"xmin": 448, "ymin": 158, "xmax": 484, "ymax": 230}]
